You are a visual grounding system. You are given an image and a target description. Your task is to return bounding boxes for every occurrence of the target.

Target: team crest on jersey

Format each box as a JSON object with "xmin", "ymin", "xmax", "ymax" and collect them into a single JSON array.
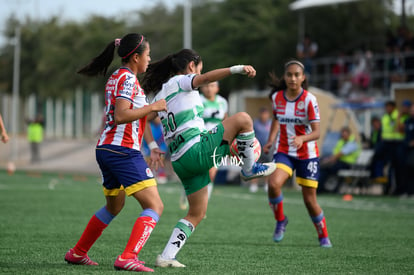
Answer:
[
  {"xmin": 146, "ymin": 168, "xmax": 154, "ymax": 178},
  {"xmin": 295, "ymin": 101, "xmax": 306, "ymax": 117}
]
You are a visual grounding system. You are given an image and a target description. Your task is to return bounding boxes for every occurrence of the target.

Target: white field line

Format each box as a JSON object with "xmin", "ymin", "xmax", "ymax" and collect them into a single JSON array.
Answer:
[
  {"xmin": 160, "ymin": 186, "xmax": 414, "ymax": 214},
  {"xmin": 218, "ymin": 192, "xmax": 414, "ymax": 214}
]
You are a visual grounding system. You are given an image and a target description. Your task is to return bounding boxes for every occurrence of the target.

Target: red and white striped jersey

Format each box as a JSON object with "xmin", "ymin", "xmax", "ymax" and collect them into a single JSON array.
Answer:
[
  {"xmin": 271, "ymin": 89, "xmax": 320, "ymax": 159},
  {"xmin": 97, "ymin": 67, "xmax": 148, "ymax": 151}
]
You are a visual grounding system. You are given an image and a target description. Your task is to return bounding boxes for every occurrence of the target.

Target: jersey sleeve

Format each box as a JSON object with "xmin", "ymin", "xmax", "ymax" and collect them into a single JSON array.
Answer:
[
  {"xmin": 177, "ymin": 74, "xmax": 197, "ymax": 91},
  {"xmin": 307, "ymin": 95, "xmax": 320, "ymax": 122},
  {"xmin": 116, "ymin": 73, "xmax": 136, "ymax": 102}
]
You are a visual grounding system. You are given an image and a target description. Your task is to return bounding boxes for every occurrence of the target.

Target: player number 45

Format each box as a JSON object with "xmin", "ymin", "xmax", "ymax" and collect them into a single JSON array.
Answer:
[{"xmin": 307, "ymin": 161, "xmax": 318, "ymax": 174}]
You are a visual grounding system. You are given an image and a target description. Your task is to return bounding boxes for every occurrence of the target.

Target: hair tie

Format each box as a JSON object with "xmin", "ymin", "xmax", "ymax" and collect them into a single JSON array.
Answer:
[
  {"xmin": 122, "ymin": 35, "xmax": 144, "ymax": 59},
  {"xmin": 114, "ymin": 38, "xmax": 121, "ymax": 47}
]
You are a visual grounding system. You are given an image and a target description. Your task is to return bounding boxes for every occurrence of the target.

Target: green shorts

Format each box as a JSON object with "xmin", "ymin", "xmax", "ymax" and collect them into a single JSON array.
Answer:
[{"xmin": 172, "ymin": 123, "xmax": 230, "ymax": 195}]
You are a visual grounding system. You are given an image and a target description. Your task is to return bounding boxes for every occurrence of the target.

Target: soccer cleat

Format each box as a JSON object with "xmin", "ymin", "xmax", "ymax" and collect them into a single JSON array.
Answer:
[
  {"xmin": 273, "ymin": 216, "xmax": 288, "ymax": 242},
  {"xmin": 136, "ymin": 258, "xmax": 145, "ymax": 265},
  {"xmin": 319, "ymin": 237, "xmax": 332, "ymax": 248},
  {"xmin": 64, "ymin": 248, "xmax": 98, "ymax": 265},
  {"xmin": 241, "ymin": 162, "xmax": 276, "ymax": 181},
  {"xmin": 114, "ymin": 255, "xmax": 154, "ymax": 272},
  {"xmin": 154, "ymin": 254, "xmax": 186, "ymax": 268}
]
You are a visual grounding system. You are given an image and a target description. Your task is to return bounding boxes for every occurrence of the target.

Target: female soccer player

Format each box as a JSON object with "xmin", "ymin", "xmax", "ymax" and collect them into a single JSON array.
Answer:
[
  {"xmin": 64, "ymin": 33, "xmax": 167, "ymax": 272},
  {"xmin": 141, "ymin": 49, "xmax": 276, "ymax": 267},
  {"xmin": 179, "ymin": 81, "xmax": 228, "ymax": 210},
  {"xmin": 263, "ymin": 60, "xmax": 332, "ymax": 248}
]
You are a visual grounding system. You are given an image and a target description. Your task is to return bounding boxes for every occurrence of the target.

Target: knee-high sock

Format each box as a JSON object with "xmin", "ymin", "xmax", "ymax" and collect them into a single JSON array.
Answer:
[
  {"xmin": 73, "ymin": 206, "xmax": 115, "ymax": 255},
  {"xmin": 161, "ymin": 219, "xmax": 195, "ymax": 260},
  {"xmin": 121, "ymin": 209, "xmax": 159, "ymax": 259},
  {"xmin": 311, "ymin": 211, "xmax": 329, "ymax": 239},
  {"xmin": 269, "ymin": 194, "xmax": 285, "ymax": 222},
  {"xmin": 236, "ymin": 131, "xmax": 256, "ymax": 174}
]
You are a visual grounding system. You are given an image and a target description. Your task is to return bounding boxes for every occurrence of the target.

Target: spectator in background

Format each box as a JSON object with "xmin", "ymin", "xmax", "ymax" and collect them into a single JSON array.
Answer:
[
  {"xmin": 387, "ymin": 44, "xmax": 406, "ymax": 84},
  {"xmin": 369, "ymin": 116, "xmax": 386, "ymax": 184},
  {"xmin": 250, "ymin": 107, "xmax": 272, "ymax": 193},
  {"xmin": 394, "ymin": 100, "xmax": 411, "ymax": 195},
  {"xmin": 296, "ymin": 33, "xmax": 318, "ymax": 77},
  {"xmin": 349, "ymin": 49, "xmax": 372, "ymax": 95},
  {"xmin": 396, "ymin": 25, "xmax": 409, "ymax": 50},
  {"xmin": 385, "ymin": 29, "xmax": 397, "ymax": 53},
  {"xmin": 402, "ymin": 104, "xmax": 414, "ymax": 198},
  {"xmin": 330, "ymin": 51, "xmax": 348, "ymax": 95},
  {"xmin": 369, "ymin": 117, "xmax": 382, "ymax": 149},
  {"xmin": 0, "ymin": 113, "xmax": 9, "ymax": 143},
  {"xmin": 27, "ymin": 114, "xmax": 44, "ymax": 163},
  {"xmin": 318, "ymin": 126, "xmax": 361, "ymax": 193},
  {"xmin": 375, "ymin": 100, "xmax": 406, "ymax": 195}
]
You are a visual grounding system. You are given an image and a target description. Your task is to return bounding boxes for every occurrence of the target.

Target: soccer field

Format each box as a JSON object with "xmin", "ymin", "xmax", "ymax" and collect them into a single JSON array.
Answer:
[{"xmin": 0, "ymin": 170, "xmax": 413, "ymax": 274}]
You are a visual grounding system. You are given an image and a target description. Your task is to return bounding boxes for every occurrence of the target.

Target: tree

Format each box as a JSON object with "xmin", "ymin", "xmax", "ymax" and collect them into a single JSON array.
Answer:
[{"xmin": 0, "ymin": 0, "xmax": 409, "ymax": 100}]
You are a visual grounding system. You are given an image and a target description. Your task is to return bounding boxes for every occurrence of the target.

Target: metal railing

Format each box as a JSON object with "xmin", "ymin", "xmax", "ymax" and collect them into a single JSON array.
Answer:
[{"xmin": 306, "ymin": 50, "xmax": 414, "ymax": 98}]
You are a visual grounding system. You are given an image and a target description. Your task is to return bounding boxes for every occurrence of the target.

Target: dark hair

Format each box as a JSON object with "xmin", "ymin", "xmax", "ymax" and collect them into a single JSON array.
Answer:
[
  {"xmin": 268, "ymin": 59, "xmax": 308, "ymax": 100},
  {"xmin": 385, "ymin": 100, "xmax": 396, "ymax": 108},
  {"xmin": 341, "ymin": 126, "xmax": 351, "ymax": 134},
  {"xmin": 77, "ymin": 33, "xmax": 147, "ymax": 77},
  {"xmin": 142, "ymin": 49, "xmax": 201, "ymax": 94}
]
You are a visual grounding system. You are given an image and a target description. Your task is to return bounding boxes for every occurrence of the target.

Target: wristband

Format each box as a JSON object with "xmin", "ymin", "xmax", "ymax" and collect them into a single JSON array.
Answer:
[
  {"xmin": 148, "ymin": 141, "xmax": 159, "ymax": 150},
  {"xmin": 230, "ymin": 65, "xmax": 245, "ymax": 75}
]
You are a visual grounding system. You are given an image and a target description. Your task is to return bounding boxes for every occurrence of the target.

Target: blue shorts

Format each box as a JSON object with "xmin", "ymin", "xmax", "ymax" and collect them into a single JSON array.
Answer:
[
  {"xmin": 273, "ymin": 152, "xmax": 319, "ymax": 188},
  {"xmin": 96, "ymin": 144, "xmax": 156, "ymax": 196}
]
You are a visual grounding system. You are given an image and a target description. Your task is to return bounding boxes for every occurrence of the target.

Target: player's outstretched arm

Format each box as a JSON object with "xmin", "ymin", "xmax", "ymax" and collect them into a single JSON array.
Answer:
[{"xmin": 192, "ymin": 65, "xmax": 256, "ymax": 89}]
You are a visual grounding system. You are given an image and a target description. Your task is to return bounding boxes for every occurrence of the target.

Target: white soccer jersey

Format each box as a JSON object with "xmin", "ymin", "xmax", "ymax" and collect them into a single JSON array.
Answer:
[
  {"xmin": 152, "ymin": 74, "xmax": 207, "ymax": 161},
  {"xmin": 201, "ymin": 94, "xmax": 228, "ymax": 130}
]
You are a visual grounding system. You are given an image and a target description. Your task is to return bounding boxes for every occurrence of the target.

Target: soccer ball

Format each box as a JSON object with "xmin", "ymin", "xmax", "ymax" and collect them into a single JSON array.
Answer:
[{"xmin": 230, "ymin": 137, "xmax": 262, "ymax": 162}]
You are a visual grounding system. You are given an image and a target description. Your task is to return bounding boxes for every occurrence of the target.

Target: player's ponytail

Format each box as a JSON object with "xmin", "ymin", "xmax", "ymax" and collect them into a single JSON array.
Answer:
[
  {"xmin": 142, "ymin": 49, "xmax": 202, "ymax": 94},
  {"xmin": 78, "ymin": 33, "xmax": 147, "ymax": 77},
  {"xmin": 268, "ymin": 71, "xmax": 286, "ymax": 100},
  {"xmin": 141, "ymin": 54, "xmax": 174, "ymax": 94}
]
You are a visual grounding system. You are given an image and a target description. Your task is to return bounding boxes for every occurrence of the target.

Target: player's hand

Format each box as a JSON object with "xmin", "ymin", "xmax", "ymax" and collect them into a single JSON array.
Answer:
[
  {"xmin": 263, "ymin": 142, "xmax": 273, "ymax": 154},
  {"xmin": 230, "ymin": 65, "xmax": 256, "ymax": 78},
  {"xmin": 149, "ymin": 148, "xmax": 165, "ymax": 171},
  {"xmin": 290, "ymin": 135, "xmax": 304, "ymax": 149},
  {"xmin": 242, "ymin": 65, "xmax": 256, "ymax": 78},
  {"xmin": 151, "ymin": 99, "xmax": 167, "ymax": 112},
  {"xmin": 1, "ymin": 133, "xmax": 9, "ymax": 143}
]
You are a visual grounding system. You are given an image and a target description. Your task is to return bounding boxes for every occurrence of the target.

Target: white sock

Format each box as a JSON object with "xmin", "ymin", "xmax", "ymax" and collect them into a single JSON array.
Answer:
[
  {"xmin": 161, "ymin": 219, "xmax": 195, "ymax": 260},
  {"xmin": 236, "ymin": 131, "xmax": 255, "ymax": 174},
  {"xmin": 207, "ymin": 182, "xmax": 214, "ymax": 200}
]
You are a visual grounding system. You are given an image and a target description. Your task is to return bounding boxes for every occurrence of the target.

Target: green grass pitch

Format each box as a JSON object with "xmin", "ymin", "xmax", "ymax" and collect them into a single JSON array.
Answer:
[{"xmin": 0, "ymin": 170, "xmax": 413, "ymax": 274}]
